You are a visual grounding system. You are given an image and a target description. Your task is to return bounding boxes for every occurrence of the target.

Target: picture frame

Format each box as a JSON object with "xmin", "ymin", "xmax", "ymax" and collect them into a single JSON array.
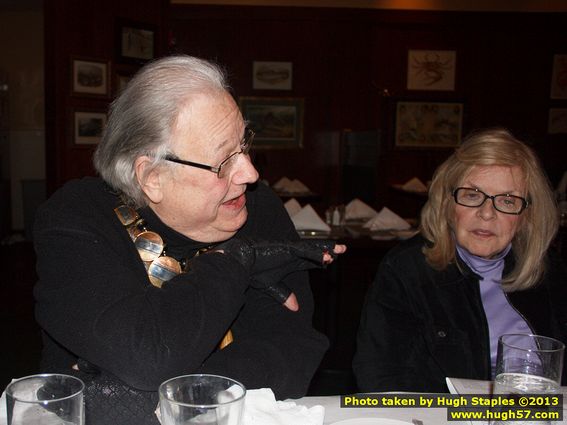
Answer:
[
  {"xmin": 548, "ymin": 108, "xmax": 567, "ymax": 134},
  {"xmin": 74, "ymin": 111, "xmax": 107, "ymax": 145},
  {"xmin": 117, "ymin": 20, "xmax": 156, "ymax": 63},
  {"xmin": 239, "ymin": 97, "xmax": 304, "ymax": 149},
  {"xmin": 395, "ymin": 101, "xmax": 463, "ymax": 148},
  {"xmin": 407, "ymin": 50, "xmax": 456, "ymax": 91},
  {"xmin": 253, "ymin": 61, "xmax": 293, "ymax": 90},
  {"xmin": 550, "ymin": 54, "xmax": 567, "ymax": 99},
  {"xmin": 72, "ymin": 58, "xmax": 110, "ymax": 97}
]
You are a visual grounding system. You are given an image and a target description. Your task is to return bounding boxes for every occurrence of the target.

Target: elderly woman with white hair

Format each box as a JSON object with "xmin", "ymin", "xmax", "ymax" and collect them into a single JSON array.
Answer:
[
  {"xmin": 353, "ymin": 128, "xmax": 567, "ymax": 393},
  {"xmin": 33, "ymin": 55, "xmax": 345, "ymax": 425}
]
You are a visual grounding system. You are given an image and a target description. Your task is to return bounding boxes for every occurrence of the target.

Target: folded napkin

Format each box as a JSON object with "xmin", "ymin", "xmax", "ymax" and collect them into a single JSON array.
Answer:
[
  {"xmin": 243, "ymin": 388, "xmax": 324, "ymax": 425},
  {"xmin": 363, "ymin": 207, "xmax": 411, "ymax": 231},
  {"xmin": 291, "ymin": 205, "xmax": 331, "ymax": 232},
  {"xmin": 273, "ymin": 176, "xmax": 292, "ymax": 191},
  {"xmin": 284, "ymin": 198, "xmax": 302, "ymax": 217},
  {"xmin": 345, "ymin": 198, "xmax": 378, "ymax": 220},
  {"xmin": 401, "ymin": 177, "xmax": 428, "ymax": 192},
  {"xmin": 273, "ymin": 177, "xmax": 311, "ymax": 194}
]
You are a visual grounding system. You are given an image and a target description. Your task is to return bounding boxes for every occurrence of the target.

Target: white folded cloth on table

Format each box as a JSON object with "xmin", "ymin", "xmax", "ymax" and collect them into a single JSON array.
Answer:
[
  {"xmin": 290, "ymin": 205, "xmax": 331, "ymax": 232},
  {"xmin": 243, "ymin": 388, "xmax": 324, "ymax": 425},
  {"xmin": 401, "ymin": 177, "xmax": 428, "ymax": 192},
  {"xmin": 284, "ymin": 198, "xmax": 302, "ymax": 217},
  {"xmin": 273, "ymin": 177, "xmax": 311, "ymax": 194},
  {"xmin": 363, "ymin": 207, "xmax": 411, "ymax": 231},
  {"xmin": 0, "ymin": 382, "xmax": 7, "ymax": 425},
  {"xmin": 344, "ymin": 198, "xmax": 378, "ymax": 220}
]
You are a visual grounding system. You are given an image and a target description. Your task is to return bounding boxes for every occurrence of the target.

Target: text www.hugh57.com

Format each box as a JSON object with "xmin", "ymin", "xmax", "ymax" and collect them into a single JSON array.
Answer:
[{"xmin": 448, "ymin": 408, "xmax": 560, "ymax": 422}]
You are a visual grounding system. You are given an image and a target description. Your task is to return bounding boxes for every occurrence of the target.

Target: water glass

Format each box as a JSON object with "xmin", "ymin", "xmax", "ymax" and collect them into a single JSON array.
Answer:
[
  {"xmin": 6, "ymin": 374, "xmax": 85, "ymax": 425},
  {"xmin": 492, "ymin": 334, "xmax": 564, "ymax": 425},
  {"xmin": 159, "ymin": 374, "xmax": 246, "ymax": 425}
]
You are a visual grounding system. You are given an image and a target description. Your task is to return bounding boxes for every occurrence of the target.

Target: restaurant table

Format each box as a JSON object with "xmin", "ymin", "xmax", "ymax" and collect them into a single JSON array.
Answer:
[
  {"xmin": 0, "ymin": 391, "xmax": 453, "ymax": 425},
  {"xmin": 4, "ymin": 387, "xmax": 564, "ymax": 425}
]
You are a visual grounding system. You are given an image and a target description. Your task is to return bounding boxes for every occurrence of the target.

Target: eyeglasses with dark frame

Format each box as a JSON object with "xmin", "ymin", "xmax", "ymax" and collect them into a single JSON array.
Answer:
[
  {"xmin": 452, "ymin": 187, "xmax": 529, "ymax": 215},
  {"xmin": 164, "ymin": 128, "xmax": 255, "ymax": 179}
]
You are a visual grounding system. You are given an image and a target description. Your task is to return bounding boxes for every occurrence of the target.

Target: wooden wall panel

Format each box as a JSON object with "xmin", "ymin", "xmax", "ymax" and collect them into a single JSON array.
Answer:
[
  {"xmin": 44, "ymin": 0, "xmax": 169, "ymax": 194},
  {"xmin": 46, "ymin": 3, "xmax": 567, "ymax": 215},
  {"xmin": 167, "ymin": 6, "xmax": 567, "ymax": 215}
]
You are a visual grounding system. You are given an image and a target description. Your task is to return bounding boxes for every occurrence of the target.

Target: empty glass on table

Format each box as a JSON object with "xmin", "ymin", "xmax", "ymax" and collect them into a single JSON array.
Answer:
[
  {"xmin": 158, "ymin": 374, "xmax": 246, "ymax": 425},
  {"xmin": 6, "ymin": 373, "xmax": 85, "ymax": 425}
]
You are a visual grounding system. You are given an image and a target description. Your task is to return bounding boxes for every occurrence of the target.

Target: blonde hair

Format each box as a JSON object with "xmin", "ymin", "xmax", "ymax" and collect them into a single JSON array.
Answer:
[{"xmin": 420, "ymin": 128, "xmax": 559, "ymax": 291}]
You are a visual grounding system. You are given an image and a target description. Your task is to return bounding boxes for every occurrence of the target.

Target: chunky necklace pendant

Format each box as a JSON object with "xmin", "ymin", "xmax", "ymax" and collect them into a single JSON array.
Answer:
[
  {"xmin": 114, "ymin": 203, "xmax": 234, "ymax": 348},
  {"xmin": 114, "ymin": 204, "xmax": 185, "ymax": 288}
]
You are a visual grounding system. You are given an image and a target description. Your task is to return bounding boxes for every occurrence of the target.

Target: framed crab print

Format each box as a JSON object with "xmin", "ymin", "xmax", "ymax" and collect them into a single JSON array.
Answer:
[{"xmin": 407, "ymin": 50, "xmax": 456, "ymax": 91}]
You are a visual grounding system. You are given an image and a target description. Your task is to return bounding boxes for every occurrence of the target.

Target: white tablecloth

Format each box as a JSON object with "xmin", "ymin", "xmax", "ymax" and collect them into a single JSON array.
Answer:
[{"xmin": 0, "ymin": 391, "xmax": 452, "ymax": 425}]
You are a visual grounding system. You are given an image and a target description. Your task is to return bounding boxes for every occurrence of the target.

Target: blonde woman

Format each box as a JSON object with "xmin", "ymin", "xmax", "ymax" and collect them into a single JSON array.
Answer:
[{"xmin": 354, "ymin": 128, "xmax": 567, "ymax": 392}]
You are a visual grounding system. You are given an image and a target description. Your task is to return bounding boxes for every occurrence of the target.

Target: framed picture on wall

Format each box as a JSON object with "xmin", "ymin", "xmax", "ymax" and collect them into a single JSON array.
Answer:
[
  {"xmin": 252, "ymin": 61, "xmax": 293, "ymax": 90},
  {"xmin": 395, "ymin": 101, "xmax": 463, "ymax": 148},
  {"xmin": 407, "ymin": 50, "xmax": 456, "ymax": 91},
  {"xmin": 548, "ymin": 108, "xmax": 567, "ymax": 134},
  {"xmin": 117, "ymin": 20, "xmax": 155, "ymax": 63},
  {"xmin": 550, "ymin": 54, "xmax": 567, "ymax": 99},
  {"xmin": 74, "ymin": 111, "xmax": 107, "ymax": 145},
  {"xmin": 238, "ymin": 97, "xmax": 304, "ymax": 149},
  {"xmin": 72, "ymin": 58, "xmax": 110, "ymax": 96}
]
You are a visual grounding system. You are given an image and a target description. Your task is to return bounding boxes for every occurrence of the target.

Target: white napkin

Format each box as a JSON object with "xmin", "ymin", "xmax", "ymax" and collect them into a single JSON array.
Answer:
[
  {"xmin": 402, "ymin": 177, "xmax": 428, "ymax": 192},
  {"xmin": 284, "ymin": 198, "xmax": 302, "ymax": 217},
  {"xmin": 273, "ymin": 177, "xmax": 292, "ymax": 191},
  {"xmin": 344, "ymin": 198, "xmax": 378, "ymax": 220},
  {"xmin": 0, "ymin": 382, "xmax": 7, "ymax": 425},
  {"xmin": 363, "ymin": 207, "xmax": 411, "ymax": 231},
  {"xmin": 291, "ymin": 205, "xmax": 331, "ymax": 232},
  {"xmin": 243, "ymin": 388, "xmax": 324, "ymax": 425},
  {"xmin": 273, "ymin": 177, "xmax": 310, "ymax": 194}
]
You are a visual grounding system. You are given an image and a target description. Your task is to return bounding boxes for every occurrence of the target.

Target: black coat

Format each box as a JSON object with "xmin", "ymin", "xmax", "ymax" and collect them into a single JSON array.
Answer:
[
  {"xmin": 33, "ymin": 177, "xmax": 328, "ymax": 425},
  {"xmin": 353, "ymin": 235, "xmax": 567, "ymax": 393}
]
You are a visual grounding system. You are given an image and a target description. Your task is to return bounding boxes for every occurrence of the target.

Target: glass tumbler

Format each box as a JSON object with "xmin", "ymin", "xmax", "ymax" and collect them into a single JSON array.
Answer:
[
  {"xmin": 6, "ymin": 373, "xmax": 85, "ymax": 425},
  {"xmin": 491, "ymin": 334, "xmax": 564, "ymax": 425},
  {"xmin": 159, "ymin": 374, "xmax": 246, "ymax": 425}
]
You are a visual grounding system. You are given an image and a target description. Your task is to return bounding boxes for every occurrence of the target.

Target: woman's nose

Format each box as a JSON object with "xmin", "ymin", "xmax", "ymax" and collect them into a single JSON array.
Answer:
[{"xmin": 477, "ymin": 198, "xmax": 497, "ymax": 220}]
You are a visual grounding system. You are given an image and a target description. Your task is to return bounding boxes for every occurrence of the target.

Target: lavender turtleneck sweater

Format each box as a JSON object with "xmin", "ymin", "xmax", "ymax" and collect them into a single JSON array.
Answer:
[{"xmin": 456, "ymin": 244, "xmax": 533, "ymax": 375}]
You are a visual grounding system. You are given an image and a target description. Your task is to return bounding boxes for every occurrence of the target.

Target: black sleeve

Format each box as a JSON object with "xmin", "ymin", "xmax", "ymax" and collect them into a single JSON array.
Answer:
[
  {"xmin": 352, "ymin": 256, "xmax": 431, "ymax": 392},
  {"xmin": 34, "ymin": 182, "xmax": 328, "ymax": 397},
  {"xmin": 34, "ymin": 211, "xmax": 251, "ymax": 391},
  {"xmin": 196, "ymin": 184, "xmax": 328, "ymax": 399}
]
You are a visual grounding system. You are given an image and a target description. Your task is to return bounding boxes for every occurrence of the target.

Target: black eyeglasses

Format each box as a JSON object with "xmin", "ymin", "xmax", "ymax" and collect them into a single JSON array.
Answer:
[
  {"xmin": 453, "ymin": 187, "xmax": 529, "ymax": 215},
  {"xmin": 164, "ymin": 128, "xmax": 255, "ymax": 179}
]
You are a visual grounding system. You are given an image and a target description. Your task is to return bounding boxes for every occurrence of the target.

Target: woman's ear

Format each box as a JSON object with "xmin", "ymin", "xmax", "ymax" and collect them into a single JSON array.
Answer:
[{"xmin": 134, "ymin": 156, "xmax": 163, "ymax": 204}]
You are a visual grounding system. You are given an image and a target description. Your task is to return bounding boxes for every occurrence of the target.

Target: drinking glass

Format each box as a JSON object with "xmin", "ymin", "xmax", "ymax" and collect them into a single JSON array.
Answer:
[
  {"xmin": 491, "ymin": 334, "xmax": 564, "ymax": 425},
  {"xmin": 6, "ymin": 374, "xmax": 85, "ymax": 425},
  {"xmin": 159, "ymin": 374, "xmax": 246, "ymax": 425}
]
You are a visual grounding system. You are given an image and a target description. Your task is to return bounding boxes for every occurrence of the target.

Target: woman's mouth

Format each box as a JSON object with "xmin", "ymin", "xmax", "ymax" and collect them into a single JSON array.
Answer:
[{"xmin": 472, "ymin": 229, "xmax": 495, "ymax": 238}]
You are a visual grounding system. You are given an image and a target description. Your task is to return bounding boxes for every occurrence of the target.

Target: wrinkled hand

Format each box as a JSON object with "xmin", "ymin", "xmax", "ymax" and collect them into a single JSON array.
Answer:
[{"xmin": 214, "ymin": 238, "xmax": 346, "ymax": 311}]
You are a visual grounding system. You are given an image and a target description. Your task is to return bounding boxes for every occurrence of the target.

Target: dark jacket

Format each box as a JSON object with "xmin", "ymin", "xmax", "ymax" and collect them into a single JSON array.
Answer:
[
  {"xmin": 33, "ymin": 177, "xmax": 328, "ymax": 425},
  {"xmin": 353, "ymin": 235, "xmax": 567, "ymax": 393}
]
